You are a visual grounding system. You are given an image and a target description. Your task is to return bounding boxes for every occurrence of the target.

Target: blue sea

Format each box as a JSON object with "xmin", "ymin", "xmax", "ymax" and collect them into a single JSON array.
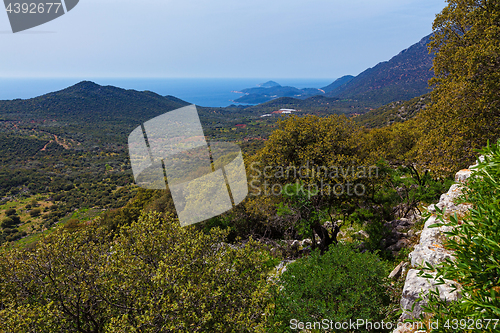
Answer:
[{"xmin": 0, "ymin": 78, "xmax": 334, "ymax": 107}]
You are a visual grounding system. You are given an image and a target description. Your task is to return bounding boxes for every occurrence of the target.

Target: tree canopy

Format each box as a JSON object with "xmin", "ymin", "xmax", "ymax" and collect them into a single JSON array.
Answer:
[
  {"xmin": 415, "ymin": 0, "xmax": 500, "ymax": 175},
  {"xmin": 0, "ymin": 213, "xmax": 276, "ymax": 332}
]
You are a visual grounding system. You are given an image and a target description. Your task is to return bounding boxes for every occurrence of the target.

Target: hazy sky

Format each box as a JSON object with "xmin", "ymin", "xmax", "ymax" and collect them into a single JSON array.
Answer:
[{"xmin": 1, "ymin": 0, "xmax": 446, "ymax": 79}]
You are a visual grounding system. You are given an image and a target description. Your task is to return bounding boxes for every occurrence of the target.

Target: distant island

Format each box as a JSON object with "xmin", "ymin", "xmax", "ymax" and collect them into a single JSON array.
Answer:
[
  {"xmin": 233, "ymin": 80, "xmax": 328, "ymax": 104},
  {"xmin": 257, "ymin": 80, "xmax": 281, "ymax": 88}
]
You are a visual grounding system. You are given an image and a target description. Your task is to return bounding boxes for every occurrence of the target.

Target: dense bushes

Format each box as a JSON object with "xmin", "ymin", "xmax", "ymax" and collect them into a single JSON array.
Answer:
[
  {"xmin": 28, "ymin": 208, "xmax": 41, "ymax": 217},
  {"xmin": 269, "ymin": 243, "xmax": 390, "ymax": 332},
  {"xmin": 0, "ymin": 212, "xmax": 277, "ymax": 332}
]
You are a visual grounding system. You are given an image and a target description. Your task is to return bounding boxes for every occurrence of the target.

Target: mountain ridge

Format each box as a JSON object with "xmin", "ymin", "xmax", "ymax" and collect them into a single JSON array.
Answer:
[
  {"xmin": 321, "ymin": 75, "xmax": 354, "ymax": 93},
  {"xmin": 325, "ymin": 34, "xmax": 434, "ymax": 106}
]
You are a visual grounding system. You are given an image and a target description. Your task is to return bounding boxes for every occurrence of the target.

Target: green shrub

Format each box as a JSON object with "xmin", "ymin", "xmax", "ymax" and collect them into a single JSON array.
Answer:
[
  {"xmin": 421, "ymin": 140, "xmax": 500, "ymax": 331},
  {"xmin": 1, "ymin": 218, "xmax": 15, "ymax": 229},
  {"xmin": 29, "ymin": 208, "xmax": 41, "ymax": 218},
  {"xmin": 63, "ymin": 218, "xmax": 83, "ymax": 232},
  {"xmin": 4, "ymin": 208, "xmax": 16, "ymax": 216},
  {"xmin": 1, "ymin": 215, "xmax": 20, "ymax": 228},
  {"xmin": 5, "ymin": 231, "xmax": 26, "ymax": 242},
  {"xmin": 270, "ymin": 243, "xmax": 390, "ymax": 332}
]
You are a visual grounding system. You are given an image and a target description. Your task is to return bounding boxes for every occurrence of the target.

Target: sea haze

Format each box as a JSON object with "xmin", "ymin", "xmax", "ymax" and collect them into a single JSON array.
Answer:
[{"xmin": 0, "ymin": 78, "xmax": 334, "ymax": 107}]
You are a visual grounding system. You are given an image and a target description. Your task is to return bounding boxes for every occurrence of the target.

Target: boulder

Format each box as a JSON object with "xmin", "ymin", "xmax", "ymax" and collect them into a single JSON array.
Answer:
[
  {"xmin": 387, "ymin": 238, "xmax": 411, "ymax": 252},
  {"xmin": 359, "ymin": 230, "xmax": 369, "ymax": 238},
  {"xmin": 455, "ymin": 169, "xmax": 472, "ymax": 183},
  {"xmin": 273, "ymin": 260, "xmax": 296, "ymax": 277},
  {"xmin": 396, "ymin": 224, "xmax": 409, "ymax": 232},
  {"xmin": 388, "ymin": 230, "xmax": 406, "ymax": 242},
  {"xmin": 352, "ymin": 230, "xmax": 369, "ymax": 240},
  {"xmin": 301, "ymin": 238, "xmax": 312, "ymax": 247},
  {"xmin": 398, "ymin": 218, "xmax": 411, "ymax": 226},
  {"xmin": 388, "ymin": 261, "xmax": 408, "ymax": 280},
  {"xmin": 409, "ymin": 215, "xmax": 455, "ymax": 268},
  {"xmin": 400, "ymin": 269, "xmax": 461, "ymax": 320},
  {"xmin": 427, "ymin": 184, "xmax": 463, "ymax": 212}
]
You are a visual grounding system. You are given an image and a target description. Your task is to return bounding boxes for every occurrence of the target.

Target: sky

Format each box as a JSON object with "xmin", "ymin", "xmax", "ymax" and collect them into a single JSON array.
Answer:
[{"xmin": 0, "ymin": 0, "xmax": 446, "ymax": 79}]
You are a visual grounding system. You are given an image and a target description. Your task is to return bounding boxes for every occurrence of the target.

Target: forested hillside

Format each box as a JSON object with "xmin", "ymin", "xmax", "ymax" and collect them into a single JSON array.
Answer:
[{"xmin": 355, "ymin": 93, "xmax": 431, "ymax": 128}]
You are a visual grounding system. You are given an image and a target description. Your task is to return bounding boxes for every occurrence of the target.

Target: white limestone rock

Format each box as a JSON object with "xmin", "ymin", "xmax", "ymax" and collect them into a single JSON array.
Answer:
[
  {"xmin": 352, "ymin": 230, "xmax": 369, "ymax": 240},
  {"xmin": 400, "ymin": 269, "xmax": 461, "ymax": 320},
  {"xmin": 301, "ymin": 238, "xmax": 312, "ymax": 247},
  {"xmin": 427, "ymin": 184, "xmax": 463, "ymax": 213},
  {"xmin": 273, "ymin": 260, "xmax": 296, "ymax": 277},
  {"xmin": 409, "ymin": 215, "xmax": 455, "ymax": 268},
  {"xmin": 455, "ymin": 169, "xmax": 472, "ymax": 183}
]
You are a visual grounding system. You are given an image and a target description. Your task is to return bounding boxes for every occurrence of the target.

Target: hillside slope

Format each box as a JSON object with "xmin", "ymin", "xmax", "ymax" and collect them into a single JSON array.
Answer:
[
  {"xmin": 326, "ymin": 35, "xmax": 434, "ymax": 106},
  {"xmin": 0, "ymin": 81, "xmax": 189, "ymax": 123},
  {"xmin": 321, "ymin": 75, "xmax": 354, "ymax": 93},
  {"xmin": 0, "ymin": 81, "xmax": 191, "ymax": 144},
  {"xmin": 355, "ymin": 93, "xmax": 431, "ymax": 128}
]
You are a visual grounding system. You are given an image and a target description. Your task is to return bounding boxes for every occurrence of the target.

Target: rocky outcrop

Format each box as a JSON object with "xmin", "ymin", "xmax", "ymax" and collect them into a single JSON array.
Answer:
[
  {"xmin": 396, "ymin": 164, "xmax": 477, "ymax": 323},
  {"xmin": 408, "ymin": 214, "xmax": 455, "ymax": 268},
  {"xmin": 400, "ymin": 270, "xmax": 461, "ymax": 321},
  {"xmin": 274, "ymin": 259, "xmax": 295, "ymax": 276},
  {"xmin": 381, "ymin": 217, "xmax": 417, "ymax": 256}
]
